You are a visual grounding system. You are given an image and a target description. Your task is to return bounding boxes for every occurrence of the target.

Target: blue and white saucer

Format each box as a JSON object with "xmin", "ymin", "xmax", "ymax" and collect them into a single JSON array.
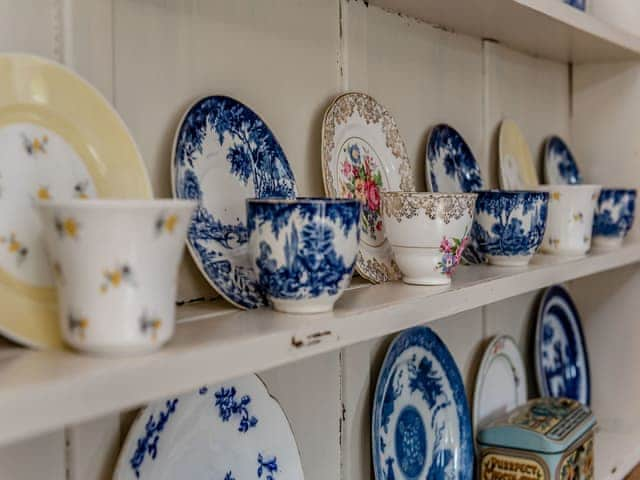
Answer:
[
  {"xmin": 114, "ymin": 374, "xmax": 304, "ymax": 480},
  {"xmin": 535, "ymin": 285, "xmax": 591, "ymax": 405},
  {"xmin": 426, "ymin": 124, "xmax": 483, "ymax": 193},
  {"xmin": 372, "ymin": 326, "xmax": 474, "ymax": 480},
  {"xmin": 544, "ymin": 136, "xmax": 583, "ymax": 185},
  {"xmin": 172, "ymin": 96, "xmax": 296, "ymax": 309}
]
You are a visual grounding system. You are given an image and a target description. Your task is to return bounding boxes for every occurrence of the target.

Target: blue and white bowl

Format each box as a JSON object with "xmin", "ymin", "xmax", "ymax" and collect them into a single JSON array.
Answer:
[
  {"xmin": 247, "ymin": 198, "xmax": 360, "ymax": 314},
  {"xmin": 472, "ymin": 191, "xmax": 549, "ymax": 266},
  {"xmin": 593, "ymin": 188, "xmax": 636, "ymax": 248}
]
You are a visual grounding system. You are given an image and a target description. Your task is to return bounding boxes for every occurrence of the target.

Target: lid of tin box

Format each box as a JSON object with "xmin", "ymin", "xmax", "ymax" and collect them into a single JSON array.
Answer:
[{"xmin": 477, "ymin": 397, "xmax": 596, "ymax": 454}]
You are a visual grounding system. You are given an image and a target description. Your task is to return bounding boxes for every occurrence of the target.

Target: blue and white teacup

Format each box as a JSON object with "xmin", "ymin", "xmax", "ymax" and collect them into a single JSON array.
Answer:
[
  {"xmin": 593, "ymin": 188, "xmax": 636, "ymax": 248},
  {"xmin": 472, "ymin": 191, "xmax": 549, "ymax": 266},
  {"xmin": 247, "ymin": 198, "xmax": 360, "ymax": 314}
]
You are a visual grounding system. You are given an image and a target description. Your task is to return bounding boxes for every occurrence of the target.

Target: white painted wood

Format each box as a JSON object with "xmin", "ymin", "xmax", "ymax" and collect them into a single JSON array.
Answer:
[
  {"xmin": 67, "ymin": 415, "xmax": 121, "ymax": 480},
  {"xmin": 0, "ymin": 431, "xmax": 65, "ymax": 479},
  {"xmin": 369, "ymin": 0, "xmax": 640, "ymax": 63},
  {"xmin": 484, "ymin": 41, "xmax": 570, "ymax": 187},
  {"xmin": 0, "ymin": 0, "xmax": 63, "ymax": 60},
  {"xmin": 0, "ymin": 243, "xmax": 638, "ymax": 447},
  {"xmin": 342, "ymin": 0, "xmax": 484, "ymax": 190},
  {"xmin": 261, "ymin": 351, "xmax": 341, "ymax": 480}
]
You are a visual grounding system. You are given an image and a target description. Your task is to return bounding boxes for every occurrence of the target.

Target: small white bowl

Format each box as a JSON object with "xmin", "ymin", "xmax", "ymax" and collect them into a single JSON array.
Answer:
[
  {"xmin": 532, "ymin": 185, "xmax": 601, "ymax": 257},
  {"xmin": 381, "ymin": 192, "xmax": 476, "ymax": 285},
  {"xmin": 38, "ymin": 199, "xmax": 196, "ymax": 355}
]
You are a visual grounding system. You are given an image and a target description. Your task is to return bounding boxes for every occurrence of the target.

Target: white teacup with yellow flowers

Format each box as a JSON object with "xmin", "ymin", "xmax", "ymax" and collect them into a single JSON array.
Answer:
[{"xmin": 38, "ymin": 199, "xmax": 195, "ymax": 354}]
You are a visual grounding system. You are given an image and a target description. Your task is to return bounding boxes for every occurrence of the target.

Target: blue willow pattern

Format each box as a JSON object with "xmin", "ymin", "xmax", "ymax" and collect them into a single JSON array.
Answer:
[
  {"xmin": 547, "ymin": 136, "xmax": 582, "ymax": 185},
  {"xmin": 427, "ymin": 125, "xmax": 482, "ymax": 193},
  {"xmin": 472, "ymin": 191, "xmax": 548, "ymax": 257},
  {"xmin": 593, "ymin": 189, "xmax": 636, "ymax": 238},
  {"xmin": 248, "ymin": 200, "xmax": 359, "ymax": 301},
  {"xmin": 374, "ymin": 327, "xmax": 473, "ymax": 480},
  {"xmin": 174, "ymin": 96, "xmax": 296, "ymax": 309}
]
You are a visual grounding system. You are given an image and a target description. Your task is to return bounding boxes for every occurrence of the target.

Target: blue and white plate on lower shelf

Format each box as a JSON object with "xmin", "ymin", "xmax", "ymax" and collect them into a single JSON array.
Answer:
[
  {"xmin": 172, "ymin": 96, "xmax": 297, "ymax": 310},
  {"xmin": 535, "ymin": 285, "xmax": 591, "ymax": 405},
  {"xmin": 544, "ymin": 135, "xmax": 583, "ymax": 185},
  {"xmin": 372, "ymin": 326, "xmax": 474, "ymax": 480},
  {"xmin": 114, "ymin": 374, "xmax": 304, "ymax": 480}
]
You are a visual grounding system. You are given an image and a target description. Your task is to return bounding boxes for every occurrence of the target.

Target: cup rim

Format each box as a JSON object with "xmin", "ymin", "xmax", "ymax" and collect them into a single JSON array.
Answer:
[
  {"xmin": 475, "ymin": 189, "xmax": 548, "ymax": 196},
  {"xmin": 380, "ymin": 191, "xmax": 477, "ymax": 198},
  {"xmin": 246, "ymin": 197, "xmax": 359, "ymax": 205},
  {"xmin": 530, "ymin": 184, "xmax": 602, "ymax": 191},
  {"xmin": 36, "ymin": 199, "xmax": 197, "ymax": 209}
]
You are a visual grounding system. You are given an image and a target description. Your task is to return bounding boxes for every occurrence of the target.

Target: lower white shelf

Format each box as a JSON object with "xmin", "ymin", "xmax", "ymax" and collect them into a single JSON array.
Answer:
[
  {"xmin": 1, "ymin": 240, "xmax": 640, "ymax": 447},
  {"xmin": 597, "ymin": 424, "xmax": 640, "ymax": 479}
]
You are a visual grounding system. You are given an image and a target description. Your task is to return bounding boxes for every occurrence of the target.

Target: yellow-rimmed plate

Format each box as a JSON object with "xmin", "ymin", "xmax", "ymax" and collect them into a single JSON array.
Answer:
[
  {"xmin": 0, "ymin": 54, "xmax": 152, "ymax": 349},
  {"xmin": 499, "ymin": 119, "xmax": 539, "ymax": 190}
]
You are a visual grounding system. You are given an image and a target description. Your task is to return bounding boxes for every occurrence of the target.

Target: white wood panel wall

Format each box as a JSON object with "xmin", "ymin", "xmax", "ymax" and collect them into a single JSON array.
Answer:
[{"xmin": 0, "ymin": 0, "xmax": 580, "ymax": 479}]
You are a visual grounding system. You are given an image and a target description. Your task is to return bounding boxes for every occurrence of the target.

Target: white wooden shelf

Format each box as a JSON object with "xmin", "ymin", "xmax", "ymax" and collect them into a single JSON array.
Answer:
[
  {"xmin": 597, "ymin": 424, "xmax": 640, "ymax": 479},
  {"xmin": 369, "ymin": 0, "xmax": 640, "ymax": 62},
  {"xmin": 1, "ymin": 240, "xmax": 640, "ymax": 446}
]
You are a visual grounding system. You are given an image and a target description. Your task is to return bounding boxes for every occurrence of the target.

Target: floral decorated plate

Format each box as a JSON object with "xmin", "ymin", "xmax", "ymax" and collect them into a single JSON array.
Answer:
[
  {"xmin": 0, "ymin": 54, "xmax": 152, "ymax": 348},
  {"xmin": 499, "ymin": 119, "xmax": 539, "ymax": 190},
  {"xmin": 372, "ymin": 326, "xmax": 474, "ymax": 480},
  {"xmin": 321, "ymin": 92, "xmax": 413, "ymax": 283},
  {"xmin": 114, "ymin": 374, "xmax": 304, "ymax": 480},
  {"xmin": 535, "ymin": 285, "xmax": 590, "ymax": 405},
  {"xmin": 172, "ymin": 96, "xmax": 296, "ymax": 309},
  {"xmin": 472, "ymin": 335, "xmax": 527, "ymax": 434},
  {"xmin": 426, "ymin": 124, "xmax": 483, "ymax": 193},
  {"xmin": 544, "ymin": 135, "xmax": 583, "ymax": 185}
]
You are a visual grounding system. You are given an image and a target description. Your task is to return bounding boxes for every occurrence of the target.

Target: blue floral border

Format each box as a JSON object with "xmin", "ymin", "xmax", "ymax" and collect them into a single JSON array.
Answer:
[
  {"xmin": 372, "ymin": 326, "xmax": 474, "ymax": 480},
  {"xmin": 536, "ymin": 285, "xmax": 591, "ymax": 406}
]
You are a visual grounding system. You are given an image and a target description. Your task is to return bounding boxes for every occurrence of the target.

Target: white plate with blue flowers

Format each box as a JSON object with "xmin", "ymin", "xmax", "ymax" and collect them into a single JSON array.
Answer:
[
  {"xmin": 114, "ymin": 374, "xmax": 304, "ymax": 480},
  {"xmin": 172, "ymin": 96, "xmax": 296, "ymax": 310},
  {"xmin": 321, "ymin": 92, "xmax": 414, "ymax": 284},
  {"xmin": 372, "ymin": 326, "xmax": 474, "ymax": 480}
]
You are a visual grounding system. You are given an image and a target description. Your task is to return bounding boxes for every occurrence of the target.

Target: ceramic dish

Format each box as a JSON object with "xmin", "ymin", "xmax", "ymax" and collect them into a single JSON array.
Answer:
[
  {"xmin": 172, "ymin": 96, "xmax": 296, "ymax": 310},
  {"xmin": 381, "ymin": 192, "xmax": 476, "ymax": 285},
  {"xmin": 473, "ymin": 335, "xmax": 527, "ymax": 434},
  {"xmin": 533, "ymin": 185, "xmax": 601, "ymax": 257},
  {"xmin": 544, "ymin": 135, "xmax": 583, "ymax": 185},
  {"xmin": 593, "ymin": 188, "xmax": 636, "ymax": 248},
  {"xmin": 39, "ymin": 199, "xmax": 195, "ymax": 354},
  {"xmin": 372, "ymin": 326, "xmax": 474, "ymax": 480},
  {"xmin": 321, "ymin": 92, "xmax": 414, "ymax": 284},
  {"xmin": 247, "ymin": 198, "xmax": 360, "ymax": 313},
  {"xmin": 535, "ymin": 285, "xmax": 590, "ymax": 405},
  {"xmin": 426, "ymin": 124, "xmax": 483, "ymax": 193},
  {"xmin": 472, "ymin": 190, "xmax": 549, "ymax": 266},
  {"xmin": 499, "ymin": 119, "xmax": 539, "ymax": 190},
  {"xmin": 114, "ymin": 374, "xmax": 304, "ymax": 480},
  {"xmin": 0, "ymin": 53, "xmax": 152, "ymax": 349}
]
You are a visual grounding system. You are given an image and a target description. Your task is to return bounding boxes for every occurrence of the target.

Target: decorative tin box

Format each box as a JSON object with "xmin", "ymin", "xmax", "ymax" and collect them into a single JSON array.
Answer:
[{"xmin": 478, "ymin": 397, "xmax": 596, "ymax": 479}]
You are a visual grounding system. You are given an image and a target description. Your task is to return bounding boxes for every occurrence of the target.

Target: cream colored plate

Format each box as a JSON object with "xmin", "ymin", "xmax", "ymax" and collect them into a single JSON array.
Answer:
[
  {"xmin": 0, "ymin": 54, "xmax": 152, "ymax": 349},
  {"xmin": 472, "ymin": 335, "xmax": 527, "ymax": 435},
  {"xmin": 321, "ymin": 92, "xmax": 414, "ymax": 283},
  {"xmin": 499, "ymin": 119, "xmax": 539, "ymax": 190}
]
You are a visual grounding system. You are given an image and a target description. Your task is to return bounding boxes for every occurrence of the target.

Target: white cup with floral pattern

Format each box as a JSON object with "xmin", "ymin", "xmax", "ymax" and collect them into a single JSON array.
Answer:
[
  {"xmin": 38, "ymin": 199, "xmax": 196, "ymax": 354},
  {"xmin": 381, "ymin": 192, "xmax": 476, "ymax": 285}
]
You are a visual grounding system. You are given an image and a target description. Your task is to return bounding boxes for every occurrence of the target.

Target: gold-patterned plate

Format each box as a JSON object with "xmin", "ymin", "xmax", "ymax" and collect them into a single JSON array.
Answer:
[
  {"xmin": 321, "ymin": 92, "xmax": 414, "ymax": 283},
  {"xmin": 0, "ymin": 54, "xmax": 152, "ymax": 349}
]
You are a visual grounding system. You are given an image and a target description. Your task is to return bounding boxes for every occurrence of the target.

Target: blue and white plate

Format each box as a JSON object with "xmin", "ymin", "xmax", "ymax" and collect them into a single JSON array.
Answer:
[
  {"xmin": 114, "ymin": 374, "xmax": 304, "ymax": 480},
  {"xmin": 172, "ymin": 96, "xmax": 296, "ymax": 309},
  {"xmin": 426, "ymin": 124, "xmax": 483, "ymax": 193},
  {"xmin": 535, "ymin": 285, "xmax": 591, "ymax": 405},
  {"xmin": 372, "ymin": 326, "xmax": 474, "ymax": 480},
  {"xmin": 544, "ymin": 136, "xmax": 583, "ymax": 185}
]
